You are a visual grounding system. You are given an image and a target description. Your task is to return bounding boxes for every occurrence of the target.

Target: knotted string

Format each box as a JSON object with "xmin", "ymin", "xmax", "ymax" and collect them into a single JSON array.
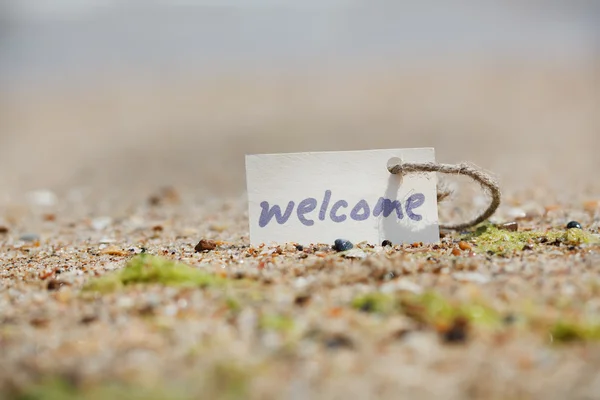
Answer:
[{"xmin": 388, "ymin": 161, "xmax": 501, "ymax": 231}]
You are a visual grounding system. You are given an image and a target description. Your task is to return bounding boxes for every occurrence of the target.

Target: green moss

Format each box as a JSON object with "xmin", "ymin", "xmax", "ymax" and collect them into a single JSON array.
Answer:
[
  {"xmin": 259, "ymin": 314, "xmax": 294, "ymax": 332},
  {"xmin": 401, "ymin": 292, "xmax": 501, "ymax": 327},
  {"xmin": 14, "ymin": 378, "xmax": 188, "ymax": 400},
  {"xmin": 16, "ymin": 378, "xmax": 75, "ymax": 400},
  {"xmin": 225, "ymin": 297, "xmax": 242, "ymax": 312},
  {"xmin": 209, "ymin": 362, "xmax": 250, "ymax": 400},
  {"xmin": 83, "ymin": 254, "xmax": 226, "ymax": 293},
  {"xmin": 550, "ymin": 320, "xmax": 600, "ymax": 343},
  {"xmin": 351, "ymin": 292, "xmax": 396, "ymax": 314},
  {"xmin": 463, "ymin": 224, "xmax": 599, "ymax": 256},
  {"xmin": 82, "ymin": 275, "xmax": 124, "ymax": 294}
]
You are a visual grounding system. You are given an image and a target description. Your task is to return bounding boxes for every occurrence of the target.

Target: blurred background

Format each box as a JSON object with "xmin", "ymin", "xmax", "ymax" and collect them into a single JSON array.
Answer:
[{"xmin": 0, "ymin": 1, "xmax": 598, "ymax": 205}]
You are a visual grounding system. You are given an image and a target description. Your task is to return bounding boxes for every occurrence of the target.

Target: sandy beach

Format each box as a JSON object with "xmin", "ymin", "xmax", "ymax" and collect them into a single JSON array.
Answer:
[
  {"xmin": 1, "ymin": 63, "xmax": 600, "ymax": 399},
  {"xmin": 1, "ymin": 3, "xmax": 600, "ymax": 397}
]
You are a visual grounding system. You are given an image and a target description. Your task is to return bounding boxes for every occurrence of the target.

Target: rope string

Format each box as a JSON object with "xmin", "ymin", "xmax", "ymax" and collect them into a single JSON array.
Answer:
[{"xmin": 388, "ymin": 161, "xmax": 501, "ymax": 231}]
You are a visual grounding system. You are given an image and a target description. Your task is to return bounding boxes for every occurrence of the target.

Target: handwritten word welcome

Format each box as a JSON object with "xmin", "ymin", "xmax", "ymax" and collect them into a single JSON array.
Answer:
[{"xmin": 259, "ymin": 190, "xmax": 425, "ymax": 228}]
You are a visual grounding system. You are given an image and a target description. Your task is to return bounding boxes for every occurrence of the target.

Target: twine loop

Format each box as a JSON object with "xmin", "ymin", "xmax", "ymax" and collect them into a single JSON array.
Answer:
[{"xmin": 388, "ymin": 160, "xmax": 501, "ymax": 231}]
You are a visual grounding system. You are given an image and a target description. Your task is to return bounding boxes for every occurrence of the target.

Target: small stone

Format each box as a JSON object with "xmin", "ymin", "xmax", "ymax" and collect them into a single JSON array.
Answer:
[
  {"xmin": 80, "ymin": 315, "xmax": 98, "ymax": 325},
  {"xmin": 294, "ymin": 294, "xmax": 311, "ymax": 306},
  {"xmin": 99, "ymin": 246, "xmax": 129, "ymax": 256},
  {"xmin": 0, "ymin": 226, "xmax": 8, "ymax": 234},
  {"xmin": 19, "ymin": 233, "xmax": 40, "ymax": 242},
  {"xmin": 42, "ymin": 214, "xmax": 56, "ymax": 222},
  {"xmin": 498, "ymin": 222, "xmax": 518, "ymax": 232},
  {"xmin": 333, "ymin": 239, "xmax": 353, "ymax": 252},
  {"xmin": 381, "ymin": 240, "xmax": 393, "ymax": 247},
  {"xmin": 195, "ymin": 239, "xmax": 217, "ymax": 252},
  {"xmin": 503, "ymin": 314, "xmax": 517, "ymax": 325},
  {"xmin": 443, "ymin": 316, "xmax": 469, "ymax": 344},
  {"xmin": 295, "ymin": 244, "xmax": 304, "ymax": 251},
  {"xmin": 566, "ymin": 221, "xmax": 582, "ymax": 230},
  {"xmin": 341, "ymin": 248, "xmax": 366, "ymax": 259},
  {"xmin": 458, "ymin": 241, "xmax": 472, "ymax": 251},
  {"xmin": 522, "ymin": 244, "xmax": 533, "ymax": 251},
  {"xmin": 46, "ymin": 279, "xmax": 64, "ymax": 291},
  {"xmin": 324, "ymin": 334, "xmax": 354, "ymax": 350},
  {"xmin": 451, "ymin": 248, "xmax": 462, "ymax": 256}
]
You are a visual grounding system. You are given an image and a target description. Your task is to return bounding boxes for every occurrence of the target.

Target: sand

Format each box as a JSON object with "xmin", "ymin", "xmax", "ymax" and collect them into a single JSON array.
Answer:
[{"xmin": 1, "ymin": 64, "xmax": 600, "ymax": 399}]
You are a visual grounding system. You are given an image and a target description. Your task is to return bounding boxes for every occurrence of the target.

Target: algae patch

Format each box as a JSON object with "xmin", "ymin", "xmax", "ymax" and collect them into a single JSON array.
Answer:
[
  {"xmin": 550, "ymin": 320, "xmax": 600, "ymax": 343},
  {"xmin": 352, "ymin": 292, "xmax": 397, "ymax": 314},
  {"xmin": 12, "ymin": 377, "xmax": 189, "ymax": 400},
  {"xmin": 400, "ymin": 292, "xmax": 502, "ymax": 328},
  {"xmin": 259, "ymin": 314, "xmax": 295, "ymax": 332},
  {"xmin": 463, "ymin": 224, "xmax": 598, "ymax": 255},
  {"xmin": 83, "ymin": 254, "xmax": 226, "ymax": 293}
]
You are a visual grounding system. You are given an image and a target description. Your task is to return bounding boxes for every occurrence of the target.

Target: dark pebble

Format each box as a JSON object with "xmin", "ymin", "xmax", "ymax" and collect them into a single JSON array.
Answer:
[
  {"xmin": 522, "ymin": 244, "xmax": 533, "ymax": 251},
  {"xmin": 333, "ymin": 239, "xmax": 353, "ymax": 252},
  {"xmin": 383, "ymin": 272, "xmax": 396, "ymax": 280},
  {"xmin": 233, "ymin": 271, "xmax": 245, "ymax": 280},
  {"xmin": 195, "ymin": 239, "xmax": 217, "ymax": 252},
  {"xmin": 19, "ymin": 233, "xmax": 40, "ymax": 242},
  {"xmin": 294, "ymin": 294, "xmax": 311, "ymax": 306},
  {"xmin": 499, "ymin": 222, "xmax": 518, "ymax": 232},
  {"xmin": 46, "ymin": 279, "xmax": 64, "ymax": 291},
  {"xmin": 503, "ymin": 314, "xmax": 517, "ymax": 325},
  {"xmin": 566, "ymin": 221, "xmax": 582, "ymax": 230},
  {"xmin": 324, "ymin": 334, "xmax": 354, "ymax": 350},
  {"xmin": 381, "ymin": 240, "xmax": 393, "ymax": 247},
  {"xmin": 295, "ymin": 244, "xmax": 304, "ymax": 251},
  {"xmin": 0, "ymin": 226, "xmax": 8, "ymax": 234},
  {"xmin": 80, "ymin": 315, "xmax": 98, "ymax": 325},
  {"xmin": 443, "ymin": 316, "xmax": 469, "ymax": 344}
]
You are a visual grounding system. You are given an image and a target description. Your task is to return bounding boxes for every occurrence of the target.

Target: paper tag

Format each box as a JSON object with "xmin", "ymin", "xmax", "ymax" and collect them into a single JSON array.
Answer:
[{"xmin": 245, "ymin": 148, "xmax": 439, "ymax": 246}]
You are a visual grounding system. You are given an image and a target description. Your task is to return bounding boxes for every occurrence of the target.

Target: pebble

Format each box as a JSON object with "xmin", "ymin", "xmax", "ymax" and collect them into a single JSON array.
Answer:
[
  {"xmin": 566, "ymin": 221, "xmax": 582, "ymax": 230},
  {"xmin": 99, "ymin": 246, "xmax": 129, "ymax": 256},
  {"xmin": 19, "ymin": 233, "xmax": 40, "ymax": 242},
  {"xmin": 333, "ymin": 239, "xmax": 353, "ymax": 252},
  {"xmin": 381, "ymin": 240, "xmax": 393, "ymax": 247},
  {"xmin": 458, "ymin": 241, "xmax": 472, "ymax": 251},
  {"xmin": 443, "ymin": 316, "xmax": 469, "ymax": 344},
  {"xmin": 498, "ymin": 222, "xmax": 518, "ymax": 232},
  {"xmin": 341, "ymin": 248, "xmax": 367, "ymax": 259},
  {"xmin": 195, "ymin": 239, "xmax": 217, "ymax": 252},
  {"xmin": 0, "ymin": 226, "xmax": 8, "ymax": 234},
  {"xmin": 46, "ymin": 279, "xmax": 65, "ymax": 291},
  {"xmin": 324, "ymin": 334, "xmax": 354, "ymax": 350}
]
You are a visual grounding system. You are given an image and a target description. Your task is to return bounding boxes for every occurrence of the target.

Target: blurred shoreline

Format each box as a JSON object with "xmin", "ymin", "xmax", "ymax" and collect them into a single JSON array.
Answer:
[{"xmin": 0, "ymin": 2, "xmax": 598, "ymax": 201}]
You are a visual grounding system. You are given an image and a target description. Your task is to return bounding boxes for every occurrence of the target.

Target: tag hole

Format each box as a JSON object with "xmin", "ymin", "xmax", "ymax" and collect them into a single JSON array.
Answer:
[{"xmin": 387, "ymin": 157, "xmax": 403, "ymax": 174}]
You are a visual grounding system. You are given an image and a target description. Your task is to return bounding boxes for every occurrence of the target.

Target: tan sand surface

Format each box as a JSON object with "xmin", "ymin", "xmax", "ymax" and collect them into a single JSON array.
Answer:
[{"xmin": 1, "ymin": 64, "xmax": 600, "ymax": 399}]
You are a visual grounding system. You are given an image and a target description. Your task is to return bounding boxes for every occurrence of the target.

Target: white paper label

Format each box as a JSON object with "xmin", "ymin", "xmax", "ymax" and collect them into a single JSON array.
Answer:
[{"xmin": 245, "ymin": 148, "xmax": 439, "ymax": 246}]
